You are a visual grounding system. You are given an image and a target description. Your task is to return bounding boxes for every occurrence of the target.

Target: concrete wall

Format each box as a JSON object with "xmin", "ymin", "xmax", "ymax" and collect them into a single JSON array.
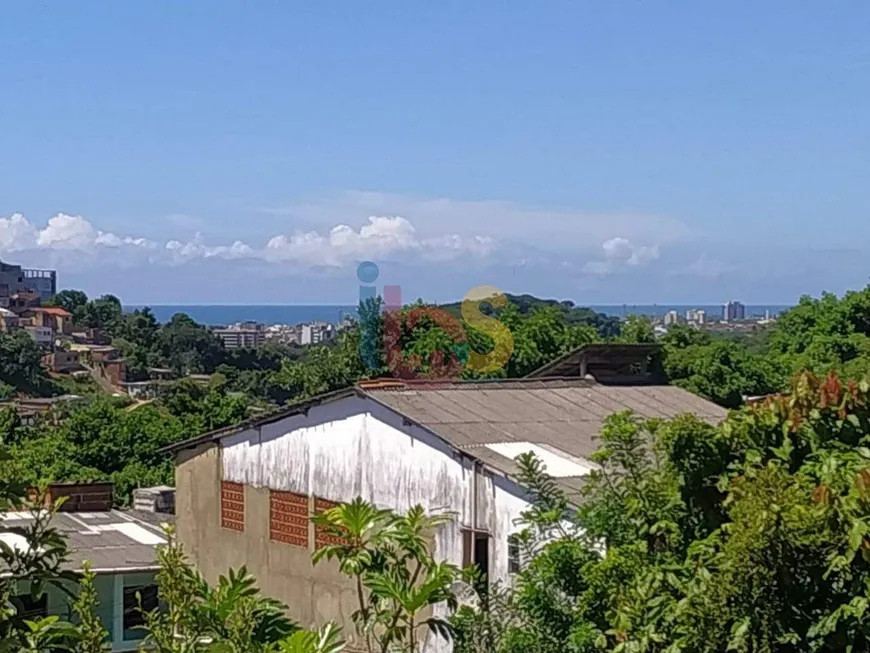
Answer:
[
  {"xmin": 176, "ymin": 441, "xmax": 360, "ymax": 647},
  {"xmin": 176, "ymin": 396, "xmax": 534, "ymax": 652}
]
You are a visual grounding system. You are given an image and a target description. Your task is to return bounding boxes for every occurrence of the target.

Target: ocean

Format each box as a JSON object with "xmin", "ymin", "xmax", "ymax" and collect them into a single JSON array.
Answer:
[{"xmin": 132, "ymin": 304, "xmax": 791, "ymax": 326}]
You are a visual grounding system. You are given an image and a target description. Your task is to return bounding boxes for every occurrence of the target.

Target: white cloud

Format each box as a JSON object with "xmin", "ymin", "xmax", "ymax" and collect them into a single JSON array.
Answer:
[
  {"xmin": 36, "ymin": 214, "xmax": 96, "ymax": 249},
  {"xmin": 0, "ymin": 214, "xmax": 37, "ymax": 251},
  {"xmin": 0, "ymin": 212, "xmax": 494, "ymax": 270},
  {"xmin": 0, "ymin": 212, "xmax": 158, "ymax": 254},
  {"xmin": 582, "ymin": 237, "xmax": 660, "ymax": 276},
  {"xmin": 0, "ymin": 196, "xmax": 679, "ymax": 289},
  {"xmin": 268, "ymin": 191, "xmax": 690, "ymax": 249},
  {"xmin": 262, "ymin": 216, "xmax": 493, "ymax": 267}
]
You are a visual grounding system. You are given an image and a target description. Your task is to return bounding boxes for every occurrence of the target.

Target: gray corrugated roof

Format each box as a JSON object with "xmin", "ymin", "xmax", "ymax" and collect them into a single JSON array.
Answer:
[
  {"xmin": 365, "ymin": 379, "xmax": 727, "ymax": 489},
  {"xmin": 164, "ymin": 374, "xmax": 727, "ymax": 497},
  {"xmin": 0, "ymin": 510, "xmax": 173, "ymax": 573}
]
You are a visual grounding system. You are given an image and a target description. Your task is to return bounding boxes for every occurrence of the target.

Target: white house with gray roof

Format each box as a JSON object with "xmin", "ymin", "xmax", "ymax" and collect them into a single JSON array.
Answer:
[{"xmin": 167, "ymin": 344, "xmax": 726, "ymax": 653}]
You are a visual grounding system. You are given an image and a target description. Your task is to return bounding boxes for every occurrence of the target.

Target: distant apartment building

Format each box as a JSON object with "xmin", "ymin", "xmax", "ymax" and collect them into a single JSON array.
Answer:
[
  {"xmin": 264, "ymin": 324, "xmax": 301, "ymax": 345},
  {"xmin": 0, "ymin": 260, "xmax": 25, "ymax": 308},
  {"xmin": 663, "ymin": 310, "xmax": 680, "ymax": 327},
  {"xmin": 0, "ymin": 259, "xmax": 57, "ymax": 306},
  {"xmin": 685, "ymin": 309, "xmax": 707, "ymax": 326},
  {"xmin": 723, "ymin": 301, "xmax": 746, "ymax": 322},
  {"xmin": 214, "ymin": 322, "xmax": 266, "ymax": 350},
  {"xmin": 23, "ymin": 268, "xmax": 57, "ymax": 301},
  {"xmin": 300, "ymin": 321, "xmax": 333, "ymax": 345}
]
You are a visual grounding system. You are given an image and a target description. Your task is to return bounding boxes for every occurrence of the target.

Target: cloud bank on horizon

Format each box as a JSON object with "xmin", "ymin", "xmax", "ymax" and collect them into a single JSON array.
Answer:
[
  {"xmin": 0, "ymin": 191, "xmax": 861, "ymax": 305},
  {"xmin": 0, "ymin": 191, "xmax": 671, "ymax": 278},
  {"xmin": 0, "ymin": 212, "xmax": 495, "ymax": 268}
]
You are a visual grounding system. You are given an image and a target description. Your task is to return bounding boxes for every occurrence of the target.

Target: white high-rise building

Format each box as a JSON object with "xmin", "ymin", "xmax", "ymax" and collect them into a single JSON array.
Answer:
[
  {"xmin": 664, "ymin": 310, "xmax": 679, "ymax": 326},
  {"xmin": 685, "ymin": 308, "xmax": 707, "ymax": 325},
  {"xmin": 300, "ymin": 322, "xmax": 334, "ymax": 346}
]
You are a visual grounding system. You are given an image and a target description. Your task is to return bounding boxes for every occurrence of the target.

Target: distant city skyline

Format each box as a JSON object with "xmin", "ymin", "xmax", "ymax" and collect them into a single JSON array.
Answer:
[
  {"xmin": 134, "ymin": 303, "xmax": 790, "ymax": 328},
  {"xmin": 2, "ymin": 4, "xmax": 869, "ymax": 303}
]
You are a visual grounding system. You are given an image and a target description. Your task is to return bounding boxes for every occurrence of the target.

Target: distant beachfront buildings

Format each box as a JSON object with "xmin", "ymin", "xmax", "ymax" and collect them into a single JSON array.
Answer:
[
  {"xmin": 213, "ymin": 321, "xmax": 266, "ymax": 349},
  {"xmin": 722, "ymin": 301, "xmax": 746, "ymax": 322},
  {"xmin": 213, "ymin": 319, "xmax": 343, "ymax": 349},
  {"xmin": 685, "ymin": 308, "xmax": 706, "ymax": 325}
]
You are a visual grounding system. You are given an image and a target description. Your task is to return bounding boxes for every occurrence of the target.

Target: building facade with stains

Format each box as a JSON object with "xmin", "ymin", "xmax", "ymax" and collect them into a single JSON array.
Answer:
[{"xmin": 167, "ymin": 345, "xmax": 727, "ymax": 652}]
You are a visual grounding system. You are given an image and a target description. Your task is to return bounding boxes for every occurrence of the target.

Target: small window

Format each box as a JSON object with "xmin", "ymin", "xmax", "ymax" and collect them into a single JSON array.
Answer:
[
  {"xmin": 11, "ymin": 593, "xmax": 47, "ymax": 620},
  {"xmin": 507, "ymin": 534, "xmax": 521, "ymax": 574},
  {"xmin": 123, "ymin": 584, "xmax": 158, "ymax": 641},
  {"xmin": 461, "ymin": 529, "xmax": 491, "ymax": 581}
]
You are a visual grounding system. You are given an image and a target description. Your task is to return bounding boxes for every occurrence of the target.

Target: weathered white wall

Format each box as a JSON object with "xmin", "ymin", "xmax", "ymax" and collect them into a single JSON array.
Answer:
[
  {"xmin": 220, "ymin": 396, "xmax": 534, "ymax": 652},
  {"xmin": 491, "ymin": 482, "xmax": 531, "ymax": 582},
  {"xmin": 221, "ymin": 397, "xmax": 477, "ymax": 523}
]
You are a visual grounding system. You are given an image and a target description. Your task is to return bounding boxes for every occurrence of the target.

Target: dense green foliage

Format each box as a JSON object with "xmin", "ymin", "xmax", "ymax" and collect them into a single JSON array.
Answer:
[
  {"xmin": 659, "ymin": 324, "xmax": 786, "ymax": 408},
  {"xmin": 452, "ymin": 371, "xmax": 870, "ymax": 652},
  {"xmin": 1, "ymin": 380, "xmax": 249, "ymax": 505},
  {"xmin": 9, "ymin": 284, "xmax": 870, "ymax": 511},
  {"xmin": 439, "ymin": 293, "xmax": 621, "ymax": 339},
  {"xmin": 313, "ymin": 499, "xmax": 460, "ymax": 652},
  {"xmin": 0, "ymin": 330, "xmax": 57, "ymax": 398}
]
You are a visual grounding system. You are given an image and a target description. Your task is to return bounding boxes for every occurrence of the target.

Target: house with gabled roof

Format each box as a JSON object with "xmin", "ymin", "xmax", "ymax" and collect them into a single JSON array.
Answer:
[
  {"xmin": 165, "ymin": 344, "xmax": 726, "ymax": 652},
  {"xmin": 0, "ymin": 482, "xmax": 173, "ymax": 652}
]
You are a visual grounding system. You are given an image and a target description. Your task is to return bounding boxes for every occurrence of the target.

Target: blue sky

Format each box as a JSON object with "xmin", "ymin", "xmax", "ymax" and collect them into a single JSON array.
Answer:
[{"xmin": 1, "ymin": 2, "xmax": 868, "ymax": 305}]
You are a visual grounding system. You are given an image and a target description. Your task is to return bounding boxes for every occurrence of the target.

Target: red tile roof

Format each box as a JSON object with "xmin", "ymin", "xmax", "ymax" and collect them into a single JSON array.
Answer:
[{"xmin": 32, "ymin": 307, "xmax": 72, "ymax": 317}]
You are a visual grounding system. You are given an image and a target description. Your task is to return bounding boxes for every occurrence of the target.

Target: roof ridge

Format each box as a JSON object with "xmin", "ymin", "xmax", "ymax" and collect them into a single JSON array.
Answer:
[{"xmin": 359, "ymin": 377, "xmax": 601, "ymax": 392}]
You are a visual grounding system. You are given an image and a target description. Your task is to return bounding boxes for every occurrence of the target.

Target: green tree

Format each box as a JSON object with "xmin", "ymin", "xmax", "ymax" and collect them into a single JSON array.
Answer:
[
  {"xmin": 767, "ymin": 286, "xmax": 870, "ymax": 380},
  {"xmin": 140, "ymin": 527, "xmax": 344, "ymax": 652},
  {"xmin": 453, "ymin": 371, "xmax": 870, "ymax": 652},
  {"xmin": 0, "ymin": 407, "xmax": 21, "ymax": 444},
  {"xmin": 71, "ymin": 563, "xmax": 110, "ymax": 653},
  {"xmin": 0, "ymin": 330, "xmax": 55, "ymax": 396},
  {"xmin": 664, "ymin": 339, "xmax": 785, "ymax": 408},
  {"xmin": 617, "ymin": 315, "xmax": 657, "ymax": 344},
  {"xmin": 46, "ymin": 290, "xmax": 89, "ymax": 316},
  {"xmin": 113, "ymin": 307, "xmax": 159, "ymax": 349},
  {"xmin": 156, "ymin": 314, "xmax": 225, "ymax": 376},
  {"xmin": 500, "ymin": 306, "xmax": 598, "ymax": 377},
  {"xmin": 312, "ymin": 499, "xmax": 459, "ymax": 653},
  {"xmin": 76, "ymin": 295, "xmax": 123, "ymax": 332}
]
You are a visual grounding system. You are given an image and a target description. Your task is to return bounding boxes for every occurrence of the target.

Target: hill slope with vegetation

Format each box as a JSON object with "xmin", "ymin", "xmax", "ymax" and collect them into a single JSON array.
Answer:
[{"xmin": 4, "ymin": 285, "xmax": 870, "ymax": 504}]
